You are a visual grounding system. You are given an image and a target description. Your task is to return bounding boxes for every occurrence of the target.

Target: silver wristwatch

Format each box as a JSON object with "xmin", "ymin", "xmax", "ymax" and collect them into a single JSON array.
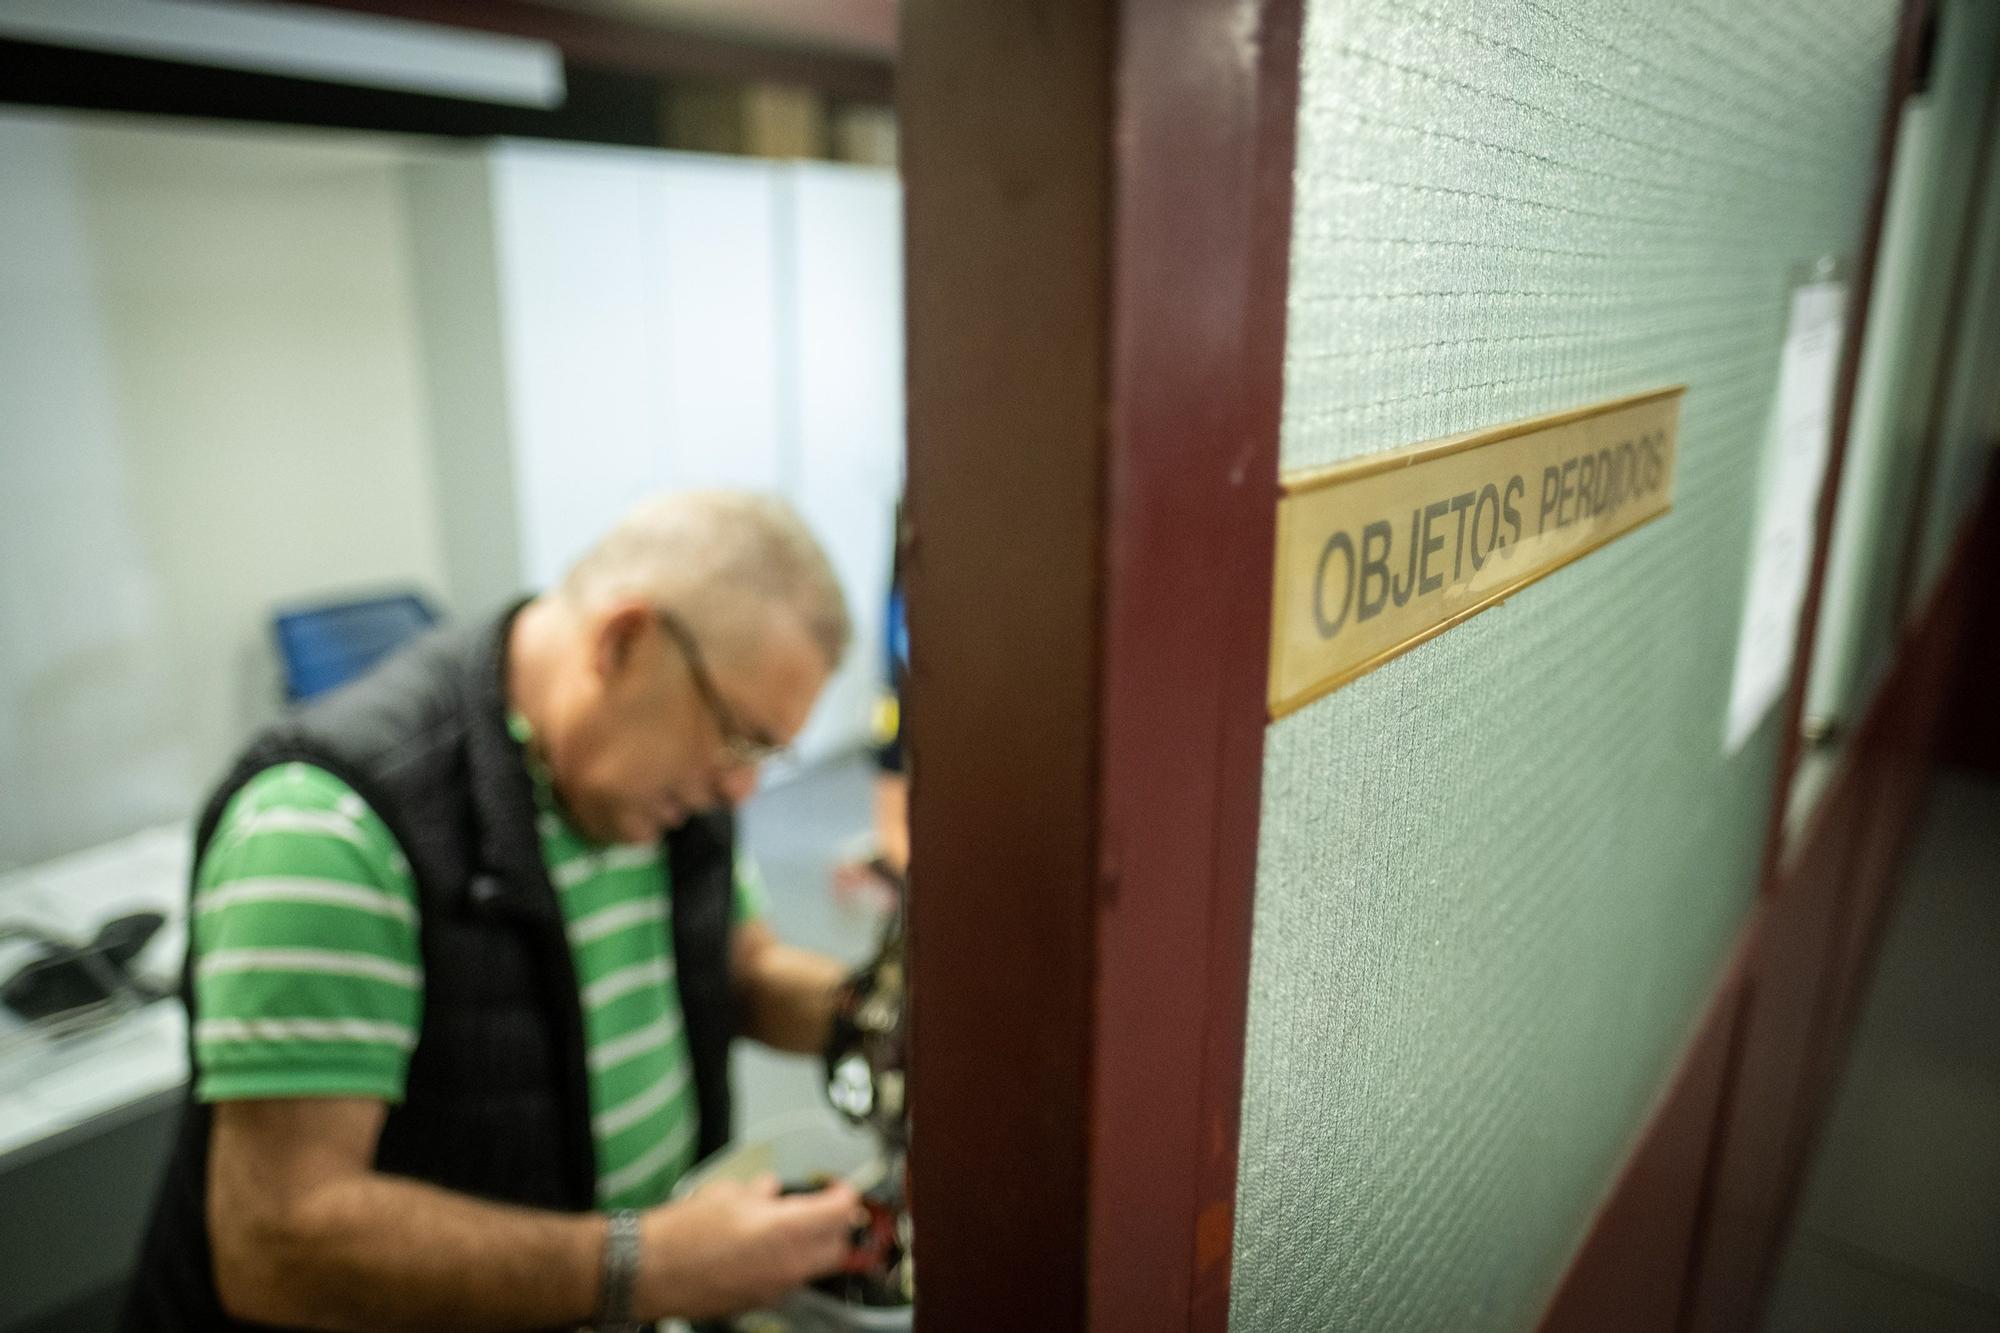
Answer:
[{"xmin": 596, "ymin": 1208, "xmax": 642, "ymax": 1328}]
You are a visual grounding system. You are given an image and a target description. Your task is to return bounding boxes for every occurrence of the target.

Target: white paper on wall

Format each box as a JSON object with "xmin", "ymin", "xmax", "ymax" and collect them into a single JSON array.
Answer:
[{"xmin": 1724, "ymin": 276, "xmax": 1849, "ymax": 754}]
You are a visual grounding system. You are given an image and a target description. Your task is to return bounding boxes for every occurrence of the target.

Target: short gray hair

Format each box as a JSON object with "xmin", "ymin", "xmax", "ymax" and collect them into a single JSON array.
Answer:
[{"xmin": 559, "ymin": 491, "xmax": 850, "ymax": 670}]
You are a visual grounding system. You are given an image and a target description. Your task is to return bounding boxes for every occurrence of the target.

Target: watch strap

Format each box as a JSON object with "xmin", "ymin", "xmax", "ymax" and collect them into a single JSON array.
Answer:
[{"xmin": 596, "ymin": 1208, "xmax": 642, "ymax": 1326}]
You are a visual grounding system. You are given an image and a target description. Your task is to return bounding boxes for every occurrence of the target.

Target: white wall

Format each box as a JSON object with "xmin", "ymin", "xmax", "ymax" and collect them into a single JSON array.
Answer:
[
  {"xmin": 0, "ymin": 114, "xmax": 191, "ymax": 873},
  {"xmin": 0, "ymin": 110, "xmax": 449, "ymax": 870}
]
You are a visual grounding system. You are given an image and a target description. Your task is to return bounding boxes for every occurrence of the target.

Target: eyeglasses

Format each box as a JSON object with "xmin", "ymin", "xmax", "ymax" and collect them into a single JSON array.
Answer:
[{"xmin": 654, "ymin": 609, "xmax": 787, "ymax": 767}]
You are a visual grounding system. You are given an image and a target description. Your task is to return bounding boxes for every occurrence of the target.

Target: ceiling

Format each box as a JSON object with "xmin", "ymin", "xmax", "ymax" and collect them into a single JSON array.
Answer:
[{"xmin": 523, "ymin": 0, "xmax": 895, "ymax": 59}]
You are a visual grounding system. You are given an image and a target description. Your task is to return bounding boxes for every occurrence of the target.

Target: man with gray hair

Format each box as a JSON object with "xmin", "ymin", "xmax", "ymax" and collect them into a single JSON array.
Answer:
[{"xmin": 128, "ymin": 493, "xmax": 867, "ymax": 1331}]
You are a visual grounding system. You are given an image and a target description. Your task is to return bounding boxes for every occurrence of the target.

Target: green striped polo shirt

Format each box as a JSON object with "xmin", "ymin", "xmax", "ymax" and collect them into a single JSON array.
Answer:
[{"xmin": 191, "ymin": 757, "xmax": 762, "ymax": 1208}]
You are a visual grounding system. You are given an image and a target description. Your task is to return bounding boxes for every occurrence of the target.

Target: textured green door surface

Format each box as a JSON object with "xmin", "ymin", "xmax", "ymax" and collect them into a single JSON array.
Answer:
[{"xmin": 1231, "ymin": 3, "xmax": 1899, "ymax": 1329}]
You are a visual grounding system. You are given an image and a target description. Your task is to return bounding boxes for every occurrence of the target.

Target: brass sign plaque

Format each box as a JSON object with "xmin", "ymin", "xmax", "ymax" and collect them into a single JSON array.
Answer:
[{"xmin": 1270, "ymin": 387, "xmax": 1683, "ymax": 717}]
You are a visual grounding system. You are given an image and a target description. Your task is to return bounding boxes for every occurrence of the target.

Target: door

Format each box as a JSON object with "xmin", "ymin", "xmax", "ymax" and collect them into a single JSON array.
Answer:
[{"xmin": 901, "ymin": 1, "xmax": 1919, "ymax": 1329}]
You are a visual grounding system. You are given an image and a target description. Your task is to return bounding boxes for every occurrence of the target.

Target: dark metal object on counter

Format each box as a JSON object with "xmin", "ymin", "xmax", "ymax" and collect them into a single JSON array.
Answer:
[
  {"xmin": 823, "ymin": 861, "xmax": 907, "ymax": 1149},
  {"xmin": 817, "ymin": 862, "xmax": 913, "ymax": 1309}
]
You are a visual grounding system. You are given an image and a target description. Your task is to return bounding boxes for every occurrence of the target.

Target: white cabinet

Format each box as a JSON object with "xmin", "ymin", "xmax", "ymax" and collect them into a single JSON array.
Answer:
[
  {"xmin": 407, "ymin": 141, "xmax": 902, "ymax": 764},
  {"xmin": 488, "ymin": 147, "xmax": 665, "ymax": 591},
  {"xmin": 785, "ymin": 162, "xmax": 904, "ymax": 764},
  {"xmin": 653, "ymin": 156, "xmax": 787, "ymax": 497}
]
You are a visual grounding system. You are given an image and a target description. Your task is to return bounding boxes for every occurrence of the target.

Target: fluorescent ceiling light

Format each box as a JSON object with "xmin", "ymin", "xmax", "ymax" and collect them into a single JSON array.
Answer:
[{"xmin": 0, "ymin": 0, "xmax": 565, "ymax": 108}]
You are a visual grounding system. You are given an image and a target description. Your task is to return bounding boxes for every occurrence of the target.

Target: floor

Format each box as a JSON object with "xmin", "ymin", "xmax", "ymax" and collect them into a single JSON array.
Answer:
[{"xmin": 1761, "ymin": 768, "xmax": 2000, "ymax": 1332}]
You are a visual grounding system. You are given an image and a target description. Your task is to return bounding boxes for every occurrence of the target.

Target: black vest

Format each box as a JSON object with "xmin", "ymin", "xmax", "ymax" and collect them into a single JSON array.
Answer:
[{"xmin": 124, "ymin": 608, "xmax": 739, "ymax": 1332}]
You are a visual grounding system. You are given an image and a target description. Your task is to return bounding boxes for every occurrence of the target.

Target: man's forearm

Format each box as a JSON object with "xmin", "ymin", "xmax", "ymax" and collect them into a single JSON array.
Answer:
[
  {"xmin": 215, "ymin": 1168, "xmax": 603, "ymax": 1332},
  {"xmin": 210, "ymin": 1093, "xmax": 863, "ymax": 1330},
  {"xmin": 739, "ymin": 938, "xmax": 846, "ymax": 1054}
]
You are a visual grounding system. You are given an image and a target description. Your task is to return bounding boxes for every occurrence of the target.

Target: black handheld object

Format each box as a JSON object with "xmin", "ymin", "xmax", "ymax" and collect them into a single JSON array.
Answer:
[
  {"xmin": 819, "ymin": 864, "xmax": 916, "ymax": 1306},
  {"xmin": 824, "ymin": 877, "xmax": 907, "ymax": 1148},
  {"xmin": 1, "ymin": 911, "xmax": 167, "ymax": 1021}
]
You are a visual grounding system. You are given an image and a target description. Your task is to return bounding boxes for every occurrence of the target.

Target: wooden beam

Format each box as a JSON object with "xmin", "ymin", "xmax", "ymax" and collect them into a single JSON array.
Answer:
[{"xmin": 901, "ymin": 0, "xmax": 1301, "ymax": 1325}]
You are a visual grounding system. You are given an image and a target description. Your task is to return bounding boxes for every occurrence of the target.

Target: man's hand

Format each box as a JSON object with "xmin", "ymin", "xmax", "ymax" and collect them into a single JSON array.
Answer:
[{"xmin": 636, "ymin": 1175, "xmax": 863, "ymax": 1320}]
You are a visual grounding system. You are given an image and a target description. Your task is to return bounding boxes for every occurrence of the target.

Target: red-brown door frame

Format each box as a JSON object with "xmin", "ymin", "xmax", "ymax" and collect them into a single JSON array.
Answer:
[{"xmin": 901, "ymin": 0, "xmax": 1302, "ymax": 1327}]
